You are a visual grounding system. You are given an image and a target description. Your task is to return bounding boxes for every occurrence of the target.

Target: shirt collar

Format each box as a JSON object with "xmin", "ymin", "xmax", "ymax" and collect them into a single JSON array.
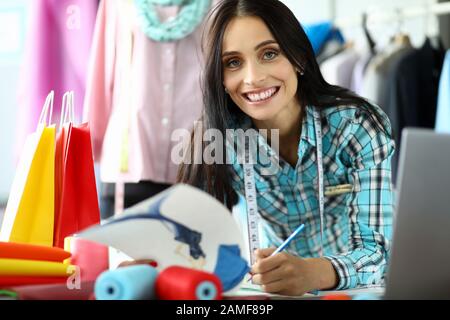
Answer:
[
  {"xmin": 228, "ymin": 105, "xmax": 318, "ymax": 153},
  {"xmin": 300, "ymin": 106, "xmax": 317, "ymax": 148}
]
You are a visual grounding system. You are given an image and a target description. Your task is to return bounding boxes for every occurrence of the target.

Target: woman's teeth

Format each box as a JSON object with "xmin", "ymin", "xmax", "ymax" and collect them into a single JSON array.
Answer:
[{"xmin": 246, "ymin": 87, "xmax": 277, "ymax": 102}]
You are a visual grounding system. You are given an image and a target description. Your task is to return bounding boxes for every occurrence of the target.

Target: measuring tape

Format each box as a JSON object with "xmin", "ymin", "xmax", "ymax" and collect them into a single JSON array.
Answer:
[
  {"xmin": 243, "ymin": 108, "xmax": 325, "ymax": 265},
  {"xmin": 243, "ymin": 140, "xmax": 260, "ymax": 266},
  {"xmin": 313, "ymin": 110, "xmax": 325, "ymax": 257}
]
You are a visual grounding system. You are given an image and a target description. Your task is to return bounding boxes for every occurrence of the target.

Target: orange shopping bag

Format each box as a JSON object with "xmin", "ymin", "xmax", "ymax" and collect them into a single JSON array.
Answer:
[
  {"xmin": 0, "ymin": 92, "xmax": 55, "ymax": 246},
  {"xmin": 53, "ymin": 92, "xmax": 100, "ymax": 248}
]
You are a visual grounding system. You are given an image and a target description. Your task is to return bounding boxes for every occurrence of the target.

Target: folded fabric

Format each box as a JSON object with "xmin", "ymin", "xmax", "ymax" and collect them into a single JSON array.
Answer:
[
  {"xmin": 0, "ymin": 242, "xmax": 71, "ymax": 262},
  {"xmin": 0, "ymin": 276, "xmax": 68, "ymax": 287},
  {"xmin": 0, "ymin": 259, "xmax": 75, "ymax": 277},
  {"xmin": 213, "ymin": 245, "xmax": 250, "ymax": 292},
  {"xmin": 303, "ymin": 21, "xmax": 345, "ymax": 56}
]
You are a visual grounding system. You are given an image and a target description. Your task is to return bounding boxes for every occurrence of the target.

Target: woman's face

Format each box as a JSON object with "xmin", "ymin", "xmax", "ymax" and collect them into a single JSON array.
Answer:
[{"xmin": 222, "ymin": 16, "xmax": 300, "ymax": 122}]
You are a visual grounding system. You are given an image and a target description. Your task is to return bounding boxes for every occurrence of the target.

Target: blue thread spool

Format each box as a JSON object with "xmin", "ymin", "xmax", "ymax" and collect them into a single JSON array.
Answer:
[
  {"xmin": 353, "ymin": 293, "xmax": 381, "ymax": 300},
  {"xmin": 95, "ymin": 265, "xmax": 158, "ymax": 300}
]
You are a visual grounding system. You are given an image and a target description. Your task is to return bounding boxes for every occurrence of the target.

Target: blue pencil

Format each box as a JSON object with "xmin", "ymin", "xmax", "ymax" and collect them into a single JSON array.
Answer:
[
  {"xmin": 270, "ymin": 223, "xmax": 305, "ymax": 256},
  {"xmin": 247, "ymin": 224, "xmax": 305, "ymax": 282},
  {"xmin": 270, "ymin": 224, "xmax": 318, "ymax": 295}
]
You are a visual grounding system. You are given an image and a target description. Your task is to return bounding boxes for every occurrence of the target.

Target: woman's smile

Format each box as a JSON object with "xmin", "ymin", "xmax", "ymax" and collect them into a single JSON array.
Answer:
[{"xmin": 242, "ymin": 86, "xmax": 281, "ymax": 105}]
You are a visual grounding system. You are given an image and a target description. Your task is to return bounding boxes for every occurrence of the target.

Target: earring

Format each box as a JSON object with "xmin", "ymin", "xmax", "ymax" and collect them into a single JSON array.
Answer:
[{"xmin": 225, "ymin": 88, "xmax": 229, "ymax": 94}]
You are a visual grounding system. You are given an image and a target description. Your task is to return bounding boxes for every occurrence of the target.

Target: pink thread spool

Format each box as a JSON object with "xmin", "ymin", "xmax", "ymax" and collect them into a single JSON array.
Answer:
[{"xmin": 65, "ymin": 236, "xmax": 109, "ymax": 282}]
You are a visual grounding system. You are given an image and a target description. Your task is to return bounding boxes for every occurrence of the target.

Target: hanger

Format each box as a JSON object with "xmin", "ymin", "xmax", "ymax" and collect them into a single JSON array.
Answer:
[
  {"xmin": 391, "ymin": 8, "xmax": 411, "ymax": 47},
  {"xmin": 362, "ymin": 12, "xmax": 376, "ymax": 54}
]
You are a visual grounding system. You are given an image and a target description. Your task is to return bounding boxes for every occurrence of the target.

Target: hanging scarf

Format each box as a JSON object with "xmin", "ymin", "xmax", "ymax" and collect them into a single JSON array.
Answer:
[{"xmin": 135, "ymin": 0, "xmax": 211, "ymax": 42}]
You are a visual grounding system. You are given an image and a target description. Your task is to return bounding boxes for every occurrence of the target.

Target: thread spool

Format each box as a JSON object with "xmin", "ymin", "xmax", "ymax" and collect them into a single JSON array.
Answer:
[
  {"xmin": 95, "ymin": 264, "xmax": 158, "ymax": 300},
  {"xmin": 353, "ymin": 293, "xmax": 381, "ymax": 300},
  {"xmin": 64, "ymin": 236, "xmax": 109, "ymax": 282},
  {"xmin": 156, "ymin": 266, "xmax": 222, "ymax": 300}
]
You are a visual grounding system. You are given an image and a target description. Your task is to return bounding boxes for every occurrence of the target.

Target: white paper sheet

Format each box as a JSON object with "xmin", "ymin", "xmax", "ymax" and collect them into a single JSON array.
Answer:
[{"xmin": 78, "ymin": 184, "xmax": 248, "ymax": 276}]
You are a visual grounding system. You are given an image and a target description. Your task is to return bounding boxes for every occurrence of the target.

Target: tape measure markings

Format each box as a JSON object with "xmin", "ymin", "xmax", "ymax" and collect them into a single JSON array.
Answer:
[
  {"xmin": 243, "ymin": 142, "xmax": 260, "ymax": 266},
  {"xmin": 313, "ymin": 110, "xmax": 325, "ymax": 257},
  {"xmin": 243, "ymin": 107, "xmax": 326, "ymax": 265}
]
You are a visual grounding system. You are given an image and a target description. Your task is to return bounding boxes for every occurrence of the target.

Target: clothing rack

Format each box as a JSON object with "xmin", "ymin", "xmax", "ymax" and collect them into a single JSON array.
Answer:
[{"xmin": 333, "ymin": 1, "xmax": 450, "ymax": 29}]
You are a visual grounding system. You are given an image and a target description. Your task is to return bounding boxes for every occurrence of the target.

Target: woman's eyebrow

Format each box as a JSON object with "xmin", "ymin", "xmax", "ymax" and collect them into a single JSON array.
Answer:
[{"xmin": 222, "ymin": 40, "xmax": 278, "ymax": 58}]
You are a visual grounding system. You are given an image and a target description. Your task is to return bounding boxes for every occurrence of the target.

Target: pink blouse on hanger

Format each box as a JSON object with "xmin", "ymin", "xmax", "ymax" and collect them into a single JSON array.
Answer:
[
  {"xmin": 15, "ymin": 0, "xmax": 97, "ymax": 160},
  {"xmin": 83, "ymin": 0, "xmax": 216, "ymax": 184}
]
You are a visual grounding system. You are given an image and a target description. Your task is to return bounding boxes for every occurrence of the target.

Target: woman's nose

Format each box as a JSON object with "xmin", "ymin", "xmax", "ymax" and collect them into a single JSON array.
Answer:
[{"xmin": 244, "ymin": 62, "xmax": 266, "ymax": 86}]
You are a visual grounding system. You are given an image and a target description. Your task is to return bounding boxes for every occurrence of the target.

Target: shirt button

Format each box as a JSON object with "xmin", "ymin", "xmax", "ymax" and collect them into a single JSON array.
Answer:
[
  {"xmin": 164, "ymin": 84, "xmax": 172, "ymax": 91},
  {"xmin": 166, "ymin": 48, "xmax": 173, "ymax": 55},
  {"xmin": 161, "ymin": 117, "xmax": 169, "ymax": 126}
]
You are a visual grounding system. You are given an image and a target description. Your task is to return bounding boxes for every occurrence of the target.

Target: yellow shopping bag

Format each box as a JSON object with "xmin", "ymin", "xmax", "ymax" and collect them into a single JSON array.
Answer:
[{"xmin": 0, "ymin": 92, "xmax": 56, "ymax": 247}]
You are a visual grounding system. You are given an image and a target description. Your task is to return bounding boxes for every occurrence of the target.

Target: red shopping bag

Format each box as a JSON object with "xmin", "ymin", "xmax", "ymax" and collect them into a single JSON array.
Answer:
[{"xmin": 53, "ymin": 92, "xmax": 100, "ymax": 248}]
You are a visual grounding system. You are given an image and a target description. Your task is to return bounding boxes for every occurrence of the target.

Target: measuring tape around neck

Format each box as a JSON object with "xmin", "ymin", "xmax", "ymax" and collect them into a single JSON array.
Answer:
[
  {"xmin": 243, "ymin": 107, "xmax": 325, "ymax": 266},
  {"xmin": 313, "ymin": 110, "xmax": 325, "ymax": 257},
  {"xmin": 243, "ymin": 142, "xmax": 260, "ymax": 267}
]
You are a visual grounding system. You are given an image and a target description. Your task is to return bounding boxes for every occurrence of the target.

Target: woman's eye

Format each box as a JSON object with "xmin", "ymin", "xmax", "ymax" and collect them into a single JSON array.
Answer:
[
  {"xmin": 225, "ymin": 59, "xmax": 241, "ymax": 69},
  {"xmin": 263, "ymin": 50, "xmax": 278, "ymax": 60}
]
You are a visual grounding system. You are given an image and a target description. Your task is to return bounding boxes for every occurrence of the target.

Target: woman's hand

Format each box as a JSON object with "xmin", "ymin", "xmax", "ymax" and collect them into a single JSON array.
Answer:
[{"xmin": 250, "ymin": 248, "xmax": 316, "ymax": 296}]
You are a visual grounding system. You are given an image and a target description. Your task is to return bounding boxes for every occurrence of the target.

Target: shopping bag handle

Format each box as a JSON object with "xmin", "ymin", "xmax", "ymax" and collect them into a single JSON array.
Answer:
[
  {"xmin": 37, "ymin": 91, "xmax": 54, "ymax": 129},
  {"xmin": 60, "ymin": 91, "xmax": 76, "ymax": 128}
]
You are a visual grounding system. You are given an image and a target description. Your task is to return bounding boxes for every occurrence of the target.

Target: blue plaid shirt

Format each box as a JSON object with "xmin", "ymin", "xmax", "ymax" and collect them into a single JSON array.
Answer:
[{"xmin": 227, "ymin": 104, "xmax": 395, "ymax": 290}]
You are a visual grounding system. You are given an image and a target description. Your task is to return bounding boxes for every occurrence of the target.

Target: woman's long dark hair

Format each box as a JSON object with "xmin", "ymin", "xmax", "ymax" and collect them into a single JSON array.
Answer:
[{"xmin": 177, "ymin": 0, "xmax": 382, "ymax": 209}]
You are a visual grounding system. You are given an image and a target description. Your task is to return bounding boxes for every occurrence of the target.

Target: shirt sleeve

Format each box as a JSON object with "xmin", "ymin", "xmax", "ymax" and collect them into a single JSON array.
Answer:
[
  {"xmin": 82, "ymin": 0, "xmax": 116, "ymax": 162},
  {"xmin": 323, "ymin": 107, "xmax": 395, "ymax": 290}
]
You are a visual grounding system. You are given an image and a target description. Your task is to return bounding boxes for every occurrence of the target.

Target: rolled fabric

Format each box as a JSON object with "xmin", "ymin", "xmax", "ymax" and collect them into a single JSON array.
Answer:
[
  {"xmin": 0, "ymin": 259, "xmax": 75, "ymax": 277},
  {"xmin": 156, "ymin": 266, "xmax": 222, "ymax": 300},
  {"xmin": 95, "ymin": 265, "xmax": 158, "ymax": 300},
  {"xmin": 0, "ymin": 276, "xmax": 67, "ymax": 287},
  {"xmin": 0, "ymin": 241, "xmax": 71, "ymax": 262},
  {"xmin": 64, "ymin": 236, "xmax": 109, "ymax": 282}
]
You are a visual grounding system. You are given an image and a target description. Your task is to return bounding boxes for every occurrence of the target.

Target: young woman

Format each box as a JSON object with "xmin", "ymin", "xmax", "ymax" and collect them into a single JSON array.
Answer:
[{"xmin": 177, "ymin": 0, "xmax": 395, "ymax": 296}]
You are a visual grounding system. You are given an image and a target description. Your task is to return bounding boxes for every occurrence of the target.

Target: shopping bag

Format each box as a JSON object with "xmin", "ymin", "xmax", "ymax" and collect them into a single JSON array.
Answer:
[
  {"xmin": 0, "ymin": 92, "xmax": 56, "ymax": 247},
  {"xmin": 53, "ymin": 92, "xmax": 100, "ymax": 248}
]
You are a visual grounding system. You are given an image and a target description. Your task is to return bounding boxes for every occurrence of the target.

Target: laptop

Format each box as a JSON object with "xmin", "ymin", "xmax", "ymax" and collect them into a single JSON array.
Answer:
[{"xmin": 384, "ymin": 128, "xmax": 450, "ymax": 299}]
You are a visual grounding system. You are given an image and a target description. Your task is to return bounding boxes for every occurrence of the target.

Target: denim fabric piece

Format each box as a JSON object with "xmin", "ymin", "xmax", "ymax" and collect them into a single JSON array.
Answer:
[{"xmin": 213, "ymin": 245, "xmax": 250, "ymax": 291}]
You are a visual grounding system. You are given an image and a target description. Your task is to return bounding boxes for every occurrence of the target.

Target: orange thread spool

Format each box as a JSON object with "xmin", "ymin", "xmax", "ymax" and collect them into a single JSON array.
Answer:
[{"xmin": 156, "ymin": 266, "xmax": 222, "ymax": 300}]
